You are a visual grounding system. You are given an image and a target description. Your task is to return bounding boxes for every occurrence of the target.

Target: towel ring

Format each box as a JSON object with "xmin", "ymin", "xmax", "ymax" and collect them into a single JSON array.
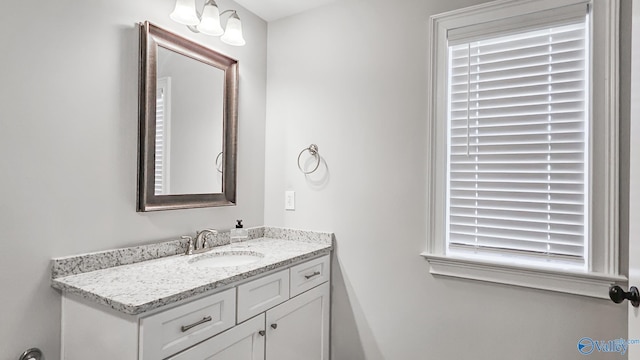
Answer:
[
  {"xmin": 19, "ymin": 348, "xmax": 43, "ymax": 360},
  {"xmin": 215, "ymin": 152, "xmax": 223, "ymax": 173},
  {"xmin": 297, "ymin": 144, "xmax": 320, "ymax": 174}
]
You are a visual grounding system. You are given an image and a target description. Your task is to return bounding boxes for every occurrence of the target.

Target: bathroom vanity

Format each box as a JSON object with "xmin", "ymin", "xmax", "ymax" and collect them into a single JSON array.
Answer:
[{"xmin": 51, "ymin": 227, "xmax": 332, "ymax": 360}]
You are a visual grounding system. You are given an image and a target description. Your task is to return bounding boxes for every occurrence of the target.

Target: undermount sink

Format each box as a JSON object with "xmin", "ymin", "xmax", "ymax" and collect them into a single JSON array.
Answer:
[{"xmin": 188, "ymin": 251, "xmax": 264, "ymax": 268}]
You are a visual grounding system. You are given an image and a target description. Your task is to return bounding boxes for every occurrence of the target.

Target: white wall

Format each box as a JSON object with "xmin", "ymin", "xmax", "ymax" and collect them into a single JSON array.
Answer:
[
  {"xmin": 264, "ymin": 0, "xmax": 629, "ymax": 359},
  {"xmin": 0, "ymin": 0, "xmax": 267, "ymax": 359}
]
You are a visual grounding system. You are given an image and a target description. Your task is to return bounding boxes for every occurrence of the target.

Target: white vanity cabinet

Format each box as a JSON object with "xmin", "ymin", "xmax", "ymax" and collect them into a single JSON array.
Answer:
[{"xmin": 60, "ymin": 254, "xmax": 330, "ymax": 360}]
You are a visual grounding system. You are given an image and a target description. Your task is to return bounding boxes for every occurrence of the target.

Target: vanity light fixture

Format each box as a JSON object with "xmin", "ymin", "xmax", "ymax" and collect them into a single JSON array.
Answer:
[{"xmin": 169, "ymin": 0, "xmax": 246, "ymax": 46}]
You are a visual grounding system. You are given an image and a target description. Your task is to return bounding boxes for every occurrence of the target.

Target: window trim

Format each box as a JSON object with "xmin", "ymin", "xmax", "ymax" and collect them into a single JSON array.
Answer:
[{"xmin": 423, "ymin": 0, "xmax": 626, "ymax": 299}]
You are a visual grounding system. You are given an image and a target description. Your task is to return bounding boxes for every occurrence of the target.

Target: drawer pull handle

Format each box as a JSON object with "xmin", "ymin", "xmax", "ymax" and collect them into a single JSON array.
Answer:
[
  {"xmin": 305, "ymin": 271, "xmax": 321, "ymax": 279},
  {"xmin": 271, "ymin": 323, "xmax": 278, "ymax": 329},
  {"xmin": 181, "ymin": 316, "xmax": 212, "ymax": 332},
  {"xmin": 259, "ymin": 330, "xmax": 266, "ymax": 336}
]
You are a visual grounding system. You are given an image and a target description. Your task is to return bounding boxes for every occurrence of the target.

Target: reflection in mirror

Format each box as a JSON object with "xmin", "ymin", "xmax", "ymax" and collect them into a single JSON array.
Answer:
[
  {"xmin": 155, "ymin": 46, "xmax": 224, "ymax": 195},
  {"xmin": 138, "ymin": 21, "xmax": 238, "ymax": 211}
]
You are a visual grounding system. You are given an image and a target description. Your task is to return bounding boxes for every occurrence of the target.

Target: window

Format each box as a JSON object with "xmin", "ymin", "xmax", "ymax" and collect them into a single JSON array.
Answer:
[
  {"xmin": 448, "ymin": 21, "xmax": 588, "ymax": 269},
  {"xmin": 423, "ymin": 0, "xmax": 625, "ymax": 298}
]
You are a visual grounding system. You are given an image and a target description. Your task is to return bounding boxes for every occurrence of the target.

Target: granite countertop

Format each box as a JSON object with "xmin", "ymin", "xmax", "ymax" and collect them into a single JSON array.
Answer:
[{"xmin": 51, "ymin": 227, "xmax": 333, "ymax": 316}]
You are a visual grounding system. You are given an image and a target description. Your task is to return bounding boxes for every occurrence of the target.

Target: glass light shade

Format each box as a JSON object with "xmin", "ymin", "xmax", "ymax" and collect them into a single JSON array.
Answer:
[
  {"xmin": 220, "ymin": 13, "xmax": 246, "ymax": 46},
  {"xmin": 198, "ymin": 4, "xmax": 224, "ymax": 36},
  {"xmin": 169, "ymin": 0, "xmax": 200, "ymax": 26}
]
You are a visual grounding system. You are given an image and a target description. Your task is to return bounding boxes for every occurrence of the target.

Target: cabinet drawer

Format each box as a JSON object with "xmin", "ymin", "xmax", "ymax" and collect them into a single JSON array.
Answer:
[
  {"xmin": 166, "ymin": 313, "xmax": 265, "ymax": 360},
  {"xmin": 237, "ymin": 269, "xmax": 289, "ymax": 323},
  {"xmin": 290, "ymin": 255, "xmax": 330, "ymax": 297},
  {"xmin": 140, "ymin": 288, "xmax": 236, "ymax": 360}
]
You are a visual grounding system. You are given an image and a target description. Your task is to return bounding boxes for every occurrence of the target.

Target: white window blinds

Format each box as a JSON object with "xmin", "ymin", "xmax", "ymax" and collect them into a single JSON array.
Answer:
[
  {"xmin": 446, "ymin": 19, "xmax": 588, "ymax": 266},
  {"xmin": 155, "ymin": 87, "xmax": 165, "ymax": 194},
  {"xmin": 155, "ymin": 77, "xmax": 171, "ymax": 195}
]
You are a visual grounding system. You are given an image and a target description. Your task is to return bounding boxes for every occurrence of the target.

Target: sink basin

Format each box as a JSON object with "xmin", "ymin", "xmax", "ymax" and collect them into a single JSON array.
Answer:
[{"xmin": 188, "ymin": 251, "xmax": 264, "ymax": 268}]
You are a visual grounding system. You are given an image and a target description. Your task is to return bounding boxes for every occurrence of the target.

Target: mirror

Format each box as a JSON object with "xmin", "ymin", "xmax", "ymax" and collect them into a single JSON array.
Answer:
[
  {"xmin": 156, "ymin": 46, "xmax": 224, "ymax": 195},
  {"xmin": 138, "ymin": 21, "xmax": 238, "ymax": 211}
]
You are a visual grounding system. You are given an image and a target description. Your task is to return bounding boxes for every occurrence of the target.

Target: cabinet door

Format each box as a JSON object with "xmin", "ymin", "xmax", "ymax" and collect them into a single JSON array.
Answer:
[
  {"xmin": 167, "ymin": 314, "xmax": 265, "ymax": 360},
  {"xmin": 266, "ymin": 282, "xmax": 330, "ymax": 360}
]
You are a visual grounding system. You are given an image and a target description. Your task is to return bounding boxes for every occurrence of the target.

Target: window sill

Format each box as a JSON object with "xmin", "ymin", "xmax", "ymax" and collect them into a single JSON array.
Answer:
[{"xmin": 421, "ymin": 253, "xmax": 627, "ymax": 299}]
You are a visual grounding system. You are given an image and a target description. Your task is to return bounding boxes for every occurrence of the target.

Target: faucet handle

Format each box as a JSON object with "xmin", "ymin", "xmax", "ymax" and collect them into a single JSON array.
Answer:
[{"xmin": 182, "ymin": 235, "xmax": 194, "ymax": 255}]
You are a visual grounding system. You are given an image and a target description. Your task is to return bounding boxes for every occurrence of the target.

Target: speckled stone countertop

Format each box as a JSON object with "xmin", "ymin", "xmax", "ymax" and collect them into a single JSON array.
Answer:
[{"xmin": 51, "ymin": 227, "xmax": 332, "ymax": 315}]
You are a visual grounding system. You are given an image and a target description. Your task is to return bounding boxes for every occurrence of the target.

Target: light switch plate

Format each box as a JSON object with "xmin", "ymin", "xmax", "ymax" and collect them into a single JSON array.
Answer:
[{"xmin": 285, "ymin": 191, "xmax": 295, "ymax": 210}]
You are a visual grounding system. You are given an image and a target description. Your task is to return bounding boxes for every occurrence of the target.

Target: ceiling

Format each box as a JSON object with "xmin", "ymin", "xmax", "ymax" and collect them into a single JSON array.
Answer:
[{"xmin": 234, "ymin": 0, "xmax": 339, "ymax": 22}]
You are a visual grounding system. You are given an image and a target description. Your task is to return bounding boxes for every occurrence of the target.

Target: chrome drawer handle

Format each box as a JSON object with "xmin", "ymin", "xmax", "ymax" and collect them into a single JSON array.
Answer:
[
  {"xmin": 181, "ymin": 316, "xmax": 212, "ymax": 332},
  {"xmin": 304, "ymin": 271, "xmax": 321, "ymax": 279}
]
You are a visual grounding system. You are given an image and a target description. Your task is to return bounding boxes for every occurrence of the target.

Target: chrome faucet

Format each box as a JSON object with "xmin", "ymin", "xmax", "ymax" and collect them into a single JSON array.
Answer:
[
  {"xmin": 195, "ymin": 229, "xmax": 218, "ymax": 252},
  {"xmin": 182, "ymin": 229, "xmax": 219, "ymax": 255}
]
